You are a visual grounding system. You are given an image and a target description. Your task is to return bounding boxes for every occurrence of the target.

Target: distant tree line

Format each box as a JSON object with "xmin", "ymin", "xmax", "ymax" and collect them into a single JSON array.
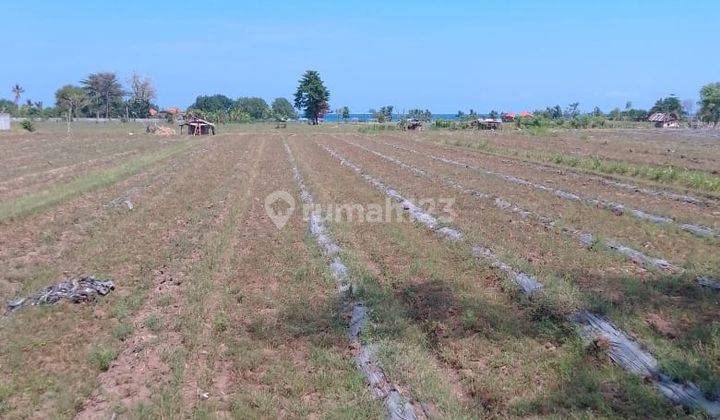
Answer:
[
  {"xmin": 0, "ymin": 72, "xmax": 157, "ymax": 121},
  {"xmin": 186, "ymin": 95, "xmax": 298, "ymax": 123},
  {"xmin": 186, "ymin": 70, "xmax": 330, "ymax": 124},
  {"xmin": 2, "ymin": 75, "xmax": 718, "ymax": 128}
]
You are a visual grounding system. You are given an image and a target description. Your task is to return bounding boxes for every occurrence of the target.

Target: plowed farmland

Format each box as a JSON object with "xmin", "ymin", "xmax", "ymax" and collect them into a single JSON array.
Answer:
[{"xmin": 1, "ymin": 123, "xmax": 719, "ymax": 418}]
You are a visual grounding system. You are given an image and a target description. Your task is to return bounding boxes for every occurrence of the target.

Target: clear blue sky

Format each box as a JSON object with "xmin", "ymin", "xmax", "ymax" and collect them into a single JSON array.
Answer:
[{"xmin": 3, "ymin": 1, "xmax": 718, "ymax": 113}]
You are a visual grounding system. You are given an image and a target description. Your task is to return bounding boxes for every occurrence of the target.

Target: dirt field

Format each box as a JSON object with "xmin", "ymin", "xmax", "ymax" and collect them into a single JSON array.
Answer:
[
  {"xmin": 419, "ymin": 128, "xmax": 720, "ymax": 196},
  {"xmin": 1, "ymin": 122, "xmax": 719, "ymax": 418}
]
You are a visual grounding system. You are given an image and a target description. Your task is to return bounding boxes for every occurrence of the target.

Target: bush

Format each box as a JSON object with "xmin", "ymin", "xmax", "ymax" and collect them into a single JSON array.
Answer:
[
  {"xmin": 113, "ymin": 323, "xmax": 134, "ymax": 341},
  {"xmin": 89, "ymin": 346, "xmax": 118, "ymax": 371},
  {"xmin": 433, "ymin": 119, "xmax": 458, "ymax": 129},
  {"xmin": 20, "ymin": 119, "xmax": 35, "ymax": 132}
]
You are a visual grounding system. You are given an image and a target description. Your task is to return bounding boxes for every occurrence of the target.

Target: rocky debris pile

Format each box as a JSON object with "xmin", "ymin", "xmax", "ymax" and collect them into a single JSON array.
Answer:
[
  {"xmin": 6, "ymin": 276, "xmax": 115, "ymax": 313},
  {"xmin": 146, "ymin": 125, "xmax": 176, "ymax": 136}
]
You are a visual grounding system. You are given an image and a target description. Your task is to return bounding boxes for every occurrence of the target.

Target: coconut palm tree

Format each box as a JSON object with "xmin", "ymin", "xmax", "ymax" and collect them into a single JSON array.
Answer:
[{"xmin": 11, "ymin": 84, "xmax": 25, "ymax": 105}]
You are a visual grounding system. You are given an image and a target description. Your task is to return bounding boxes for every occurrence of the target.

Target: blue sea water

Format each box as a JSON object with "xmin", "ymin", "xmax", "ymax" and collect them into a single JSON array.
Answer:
[{"xmin": 321, "ymin": 113, "xmax": 460, "ymax": 122}]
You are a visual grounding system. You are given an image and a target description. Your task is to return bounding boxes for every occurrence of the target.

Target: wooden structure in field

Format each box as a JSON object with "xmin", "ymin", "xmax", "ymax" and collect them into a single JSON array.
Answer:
[
  {"xmin": 180, "ymin": 117, "xmax": 215, "ymax": 135},
  {"xmin": 648, "ymin": 112, "xmax": 680, "ymax": 128},
  {"xmin": 472, "ymin": 118, "xmax": 502, "ymax": 130}
]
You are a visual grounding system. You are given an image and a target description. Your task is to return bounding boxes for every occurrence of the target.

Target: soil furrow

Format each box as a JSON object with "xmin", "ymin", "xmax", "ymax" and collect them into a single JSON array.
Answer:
[
  {"xmin": 338, "ymin": 136, "xmax": 718, "ymax": 288},
  {"xmin": 382, "ymin": 139, "xmax": 718, "ymax": 239},
  {"xmin": 285, "ymin": 139, "xmax": 421, "ymax": 419},
  {"xmin": 317, "ymin": 140, "xmax": 720, "ymax": 417}
]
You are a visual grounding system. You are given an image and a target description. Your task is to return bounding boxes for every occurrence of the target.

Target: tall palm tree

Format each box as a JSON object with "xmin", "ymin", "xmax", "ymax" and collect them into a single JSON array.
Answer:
[{"xmin": 11, "ymin": 84, "xmax": 24, "ymax": 105}]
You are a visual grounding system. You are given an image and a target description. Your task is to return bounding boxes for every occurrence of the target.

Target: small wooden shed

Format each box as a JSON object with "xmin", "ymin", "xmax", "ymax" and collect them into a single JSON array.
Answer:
[
  {"xmin": 180, "ymin": 118, "xmax": 215, "ymax": 135},
  {"xmin": 473, "ymin": 118, "xmax": 502, "ymax": 130},
  {"xmin": 648, "ymin": 112, "xmax": 680, "ymax": 128}
]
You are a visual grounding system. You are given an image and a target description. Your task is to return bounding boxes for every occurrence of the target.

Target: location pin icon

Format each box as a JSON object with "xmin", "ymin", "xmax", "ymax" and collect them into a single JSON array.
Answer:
[{"xmin": 265, "ymin": 191, "xmax": 296, "ymax": 229}]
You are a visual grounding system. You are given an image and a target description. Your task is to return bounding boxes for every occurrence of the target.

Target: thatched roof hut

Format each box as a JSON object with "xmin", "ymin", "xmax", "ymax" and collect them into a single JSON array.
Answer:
[
  {"xmin": 179, "ymin": 118, "xmax": 215, "ymax": 135},
  {"xmin": 648, "ymin": 112, "xmax": 680, "ymax": 128}
]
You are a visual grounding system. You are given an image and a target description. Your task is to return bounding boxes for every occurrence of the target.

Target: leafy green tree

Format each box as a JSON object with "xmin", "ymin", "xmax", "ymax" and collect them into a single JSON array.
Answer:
[
  {"xmin": 126, "ymin": 99, "xmax": 155, "ymax": 119},
  {"xmin": 699, "ymin": 82, "xmax": 720, "ymax": 126},
  {"xmin": 551, "ymin": 105, "xmax": 562, "ymax": 119},
  {"xmin": 380, "ymin": 105, "xmax": 394, "ymax": 122},
  {"xmin": 565, "ymin": 102, "xmax": 580, "ymax": 118},
  {"xmin": 650, "ymin": 95, "xmax": 684, "ymax": 117},
  {"xmin": 341, "ymin": 106, "xmax": 350, "ymax": 121},
  {"xmin": 407, "ymin": 109, "xmax": 432, "ymax": 122},
  {"xmin": 234, "ymin": 97, "xmax": 270, "ymax": 120},
  {"xmin": 271, "ymin": 97, "xmax": 297, "ymax": 120},
  {"xmin": 191, "ymin": 94, "xmax": 234, "ymax": 114},
  {"xmin": 229, "ymin": 108, "xmax": 253, "ymax": 123},
  {"xmin": 488, "ymin": 110, "xmax": 498, "ymax": 119},
  {"xmin": 55, "ymin": 85, "xmax": 88, "ymax": 120},
  {"xmin": 20, "ymin": 99, "xmax": 44, "ymax": 119},
  {"xmin": 0, "ymin": 99, "xmax": 18, "ymax": 115},
  {"xmin": 294, "ymin": 70, "xmax": 330, "ymax": 125},
  {"xmin": 625, "ymin": 108, "xmax": 648, "ymax": 121},
  {"xmin": 81, "ymin": 72, "xmax": 125, "ymax": 118}
]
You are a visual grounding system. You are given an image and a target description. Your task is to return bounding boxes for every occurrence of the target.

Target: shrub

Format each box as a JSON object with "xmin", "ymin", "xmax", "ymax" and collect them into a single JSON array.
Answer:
[
  {"xmin": 214, "ymin": 311, "xmax": 229, "ymax": 333},
  {"xmin": 20, "ymin": 119, "xmax": 35, "ymax": 132},
  {"xmin": 113, "ymin": 323, "xmax": 134, "ymax": 341},
  {"xmin": 143, "ymin": 314, "xmax": 162, "ymax": 333},
  {"xmin": 89, "ymin": 346, "xmax": 118, "ymax": 371},
  {"xmin": 433, "ymin": 119, "xmax": 457, "ymax": 129}
]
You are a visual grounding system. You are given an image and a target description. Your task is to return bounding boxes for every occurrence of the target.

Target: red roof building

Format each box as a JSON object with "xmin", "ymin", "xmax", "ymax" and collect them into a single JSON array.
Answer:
[{"xmin": 501, "ymin": 112, "xmax": 516, "ymax": 122}]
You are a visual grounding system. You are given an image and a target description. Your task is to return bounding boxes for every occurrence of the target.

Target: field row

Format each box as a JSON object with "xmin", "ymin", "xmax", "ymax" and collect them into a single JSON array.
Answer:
[
  {"xmin": 0, "ymin": 129, "xmax": 718, "ymax": 418},
  {"xmin": 282, "ymin": 138, "xmax": 717, "ymax": 416}
]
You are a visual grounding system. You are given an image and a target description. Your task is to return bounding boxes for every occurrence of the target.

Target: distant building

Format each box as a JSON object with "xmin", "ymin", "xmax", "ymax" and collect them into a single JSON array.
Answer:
[
  {"xmin": 501, "ymin": 111, "xmax": 533, "ymax": 122},
  {"xmin": 648, "ymin": 112, "xmax": 680, "ymax": 128},
  {"xmin": 179, "ymin": 117, "xmax": 215, "ymax": 135},
  {"xmin": 501, "ymin": 112, "xmax": 516, "ymax": 122},
  {"xmin": 157, "ymin": 107, "xmax": 183, "ymax": 120},
  {"xmin": 0, "ymin": 113, "xmax": 9, "ymax": 131}
]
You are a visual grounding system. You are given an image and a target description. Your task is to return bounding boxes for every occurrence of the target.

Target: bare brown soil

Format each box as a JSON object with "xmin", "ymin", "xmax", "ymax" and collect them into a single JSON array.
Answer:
[
  {"xmin": 415, "ymin": 128, "xmax": 720, "ymax": 172},
  {"xmin": 1, "ymin": 124, "xmax": 718, "ymax": 418}
]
